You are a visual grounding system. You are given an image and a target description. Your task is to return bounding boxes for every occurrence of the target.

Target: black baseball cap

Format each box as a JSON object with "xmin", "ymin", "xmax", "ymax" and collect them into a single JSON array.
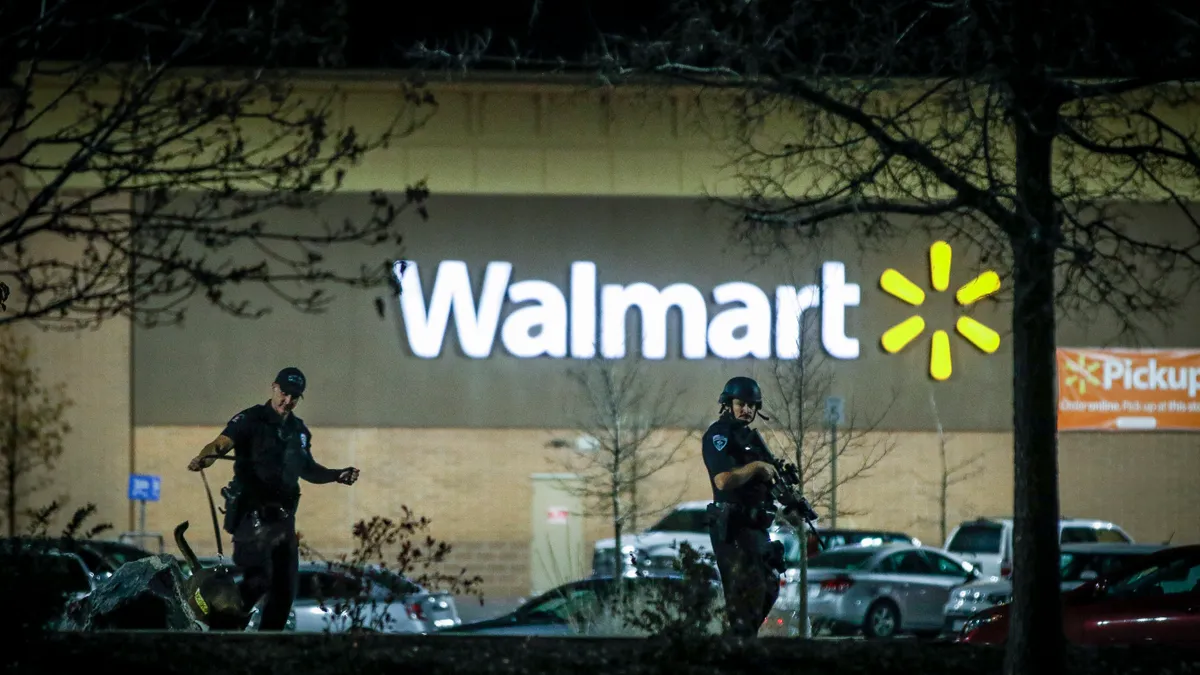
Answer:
[{"xmin": 274, "ymin": 367, "xmax": 307, "ymax": 397}]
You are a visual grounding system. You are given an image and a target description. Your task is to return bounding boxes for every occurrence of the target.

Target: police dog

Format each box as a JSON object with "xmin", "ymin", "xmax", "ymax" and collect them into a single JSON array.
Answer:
[{"xmin": 174, "ymin": 521, "xmax": 249, "ymax": 630}]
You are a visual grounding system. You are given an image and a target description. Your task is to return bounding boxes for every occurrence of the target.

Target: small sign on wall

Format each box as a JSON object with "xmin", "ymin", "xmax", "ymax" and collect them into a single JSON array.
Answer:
[{"xmin": 547, "ymin": 507, "xmax": 570, "ymax": 524}]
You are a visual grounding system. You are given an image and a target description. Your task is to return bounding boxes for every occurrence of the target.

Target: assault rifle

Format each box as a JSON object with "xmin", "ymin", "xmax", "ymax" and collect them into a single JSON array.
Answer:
[{"xmin": 748, "ymin": 429, "xmax": 824, "ymax": 551}]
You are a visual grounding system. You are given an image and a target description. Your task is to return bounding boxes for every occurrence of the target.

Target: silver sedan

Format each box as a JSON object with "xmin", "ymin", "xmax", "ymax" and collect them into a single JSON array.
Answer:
[{"xmin": 775, "ymin": 544, "xmax": 983, "ymax": 638}]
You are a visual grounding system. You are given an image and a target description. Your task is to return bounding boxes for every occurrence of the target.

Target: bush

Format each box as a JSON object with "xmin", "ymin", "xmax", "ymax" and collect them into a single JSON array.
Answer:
[{"xmin": 297, "ymin": 506, "xmax": 484, "ymax": 634}]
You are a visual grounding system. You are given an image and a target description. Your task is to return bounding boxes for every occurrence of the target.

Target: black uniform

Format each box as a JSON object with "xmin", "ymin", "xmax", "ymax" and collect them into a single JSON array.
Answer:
[
  {"xmin": 220, "ymin": 402, "xmax": 342, "ymax": 630},
  {"xmin": 702, "ymin": 413, "xmax": 782, "ymax": 637}
]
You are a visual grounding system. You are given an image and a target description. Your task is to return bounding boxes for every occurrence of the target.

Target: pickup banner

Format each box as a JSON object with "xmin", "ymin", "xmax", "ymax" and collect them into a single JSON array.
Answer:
[{"xmin": 1057, "ymin": 347, "xmax": 1200, "ymax": 431}]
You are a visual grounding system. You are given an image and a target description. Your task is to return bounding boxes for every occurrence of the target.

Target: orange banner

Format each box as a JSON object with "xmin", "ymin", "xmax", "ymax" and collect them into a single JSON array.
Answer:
[{"xmin": 1057, "ymin": 348, "xmax": 1200, "ymax": 431}]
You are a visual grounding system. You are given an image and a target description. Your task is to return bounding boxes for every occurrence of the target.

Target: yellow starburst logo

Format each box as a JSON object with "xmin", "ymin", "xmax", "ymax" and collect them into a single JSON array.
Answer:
[
  {"xmin": 1061, "ymin": 353, "xmax": 1102, "ymax": 395},
  {"xmin": 879, "ymin": 241, "xmax": 1001, "ymax": 381}
]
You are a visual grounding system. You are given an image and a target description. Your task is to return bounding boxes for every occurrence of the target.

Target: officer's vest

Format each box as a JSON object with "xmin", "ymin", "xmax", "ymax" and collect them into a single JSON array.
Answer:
[{"xmin": 234, "ymin": 411, "xmax": 309, "ymax": 508}]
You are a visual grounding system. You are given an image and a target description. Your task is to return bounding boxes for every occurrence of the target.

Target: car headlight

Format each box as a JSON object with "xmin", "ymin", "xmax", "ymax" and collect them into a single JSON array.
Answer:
[{"xmin": 962, "ymin": 612, "xmax": 1003, "ymax": 635}]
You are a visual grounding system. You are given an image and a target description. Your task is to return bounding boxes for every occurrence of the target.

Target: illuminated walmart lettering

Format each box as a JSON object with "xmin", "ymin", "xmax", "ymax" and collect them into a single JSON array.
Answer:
[{"xmin": 392, "ymin": 261, "xmax": 861, "ymax": 360}]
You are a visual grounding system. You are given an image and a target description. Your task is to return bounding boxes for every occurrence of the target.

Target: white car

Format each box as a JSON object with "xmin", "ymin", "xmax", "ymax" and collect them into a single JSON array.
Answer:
[
  {"xmin": 591, "ymin": 501, "xmax": 714, "ymax": 577},
  {"xmin": 943, "ymin": 517, "xmax": 1133, "ymax": 579}
]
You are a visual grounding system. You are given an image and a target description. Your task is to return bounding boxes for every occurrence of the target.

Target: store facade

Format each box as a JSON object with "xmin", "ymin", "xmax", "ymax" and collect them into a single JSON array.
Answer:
[{"xmin": 23, "ymin": 82, "xmax": 1200, "ymax": 598}]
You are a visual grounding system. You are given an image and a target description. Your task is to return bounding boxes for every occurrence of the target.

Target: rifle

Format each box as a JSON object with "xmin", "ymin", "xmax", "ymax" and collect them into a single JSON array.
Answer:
[{"xmin": 748, "ymin": 429, "xmax": 825, "ymax": 553}]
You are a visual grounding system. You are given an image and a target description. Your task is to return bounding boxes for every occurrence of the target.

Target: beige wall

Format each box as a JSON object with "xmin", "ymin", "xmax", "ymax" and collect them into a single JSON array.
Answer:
[
  {"xmin": 134, "ymin": 426, "xmax": 1200, "ymax": 598},
  {"xmin": 0, "ymin": 184, "xmax": 133, "ymax": 535}
]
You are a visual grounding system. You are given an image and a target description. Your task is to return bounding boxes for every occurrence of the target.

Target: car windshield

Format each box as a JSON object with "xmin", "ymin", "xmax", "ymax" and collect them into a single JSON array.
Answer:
[
  {"xmin": 37, "ymin": 554, "xmax": 92, "ymax": 593},
  {"xmin": 824, "ymin": 532, "xmax": 911, "ymax": 548},
  {"xmin": 809, "ymin": 549, "xmax": 877, "ymax": 570},
  {"xmin": 364, "ymin": 569, "xmax": 421, "ymax": 597},
  {"xmin": 947, "ymin": 524, "xmax": 1003, "ymax": 554},
  {"xmin": 646, "ymin": 509, "xmax": 709, "ymax": 534},
  {"xmin": 1059, "ymin": 552, "xmax": 1151, "ymax": 581},
  {"xmin": 1060, "ymin": 527, "xmax": 1132, "ymax": 544},
  {"xmin": 88, "ymin": 542, "xmax": 151, "ymax": 566}
]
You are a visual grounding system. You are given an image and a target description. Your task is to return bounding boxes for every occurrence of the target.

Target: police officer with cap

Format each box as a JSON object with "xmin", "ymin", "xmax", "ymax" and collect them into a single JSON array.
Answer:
[
  {"xmin": 187, "ymin": 366, "xmax": 360, "ymax": 630},
  {"xmin": 702, "ymin": 376, "xmax": 784, "ymax": 637}
]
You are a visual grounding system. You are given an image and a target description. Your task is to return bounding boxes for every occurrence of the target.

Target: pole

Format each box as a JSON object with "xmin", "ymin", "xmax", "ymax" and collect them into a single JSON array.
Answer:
[
  {"xmin": 829, "ymin": 421, "xmax": 838, "ymax": 529},
  {"xmin": 138, "ymin": 499, "xmax": 146, "ymax": 536}
]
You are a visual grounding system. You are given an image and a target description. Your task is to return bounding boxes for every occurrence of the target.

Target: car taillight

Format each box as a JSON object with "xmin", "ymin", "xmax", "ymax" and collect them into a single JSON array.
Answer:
[
  {"xmin": 819, "ymin": 576, "xmax": 854, "ymax": 594},
  {"xmin": 1000, "ymin": 562, "xmax": 1012, "ymax": 578},
  {"xmin": 406, "ymin": 601, "xmax": 426, "ymax": 621}
]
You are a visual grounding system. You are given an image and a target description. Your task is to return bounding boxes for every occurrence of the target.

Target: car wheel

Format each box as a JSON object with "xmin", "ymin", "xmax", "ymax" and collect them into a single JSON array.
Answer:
[{"xmin": 862, "ymin": 600, "xmax": 900, "ymax": 639}]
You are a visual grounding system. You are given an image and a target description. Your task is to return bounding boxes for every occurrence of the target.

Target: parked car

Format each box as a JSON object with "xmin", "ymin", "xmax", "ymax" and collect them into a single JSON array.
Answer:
[
  {"xmin": 772, "ymin": 544, "xmax": 982, "ymax": 638},
  {"xmin": 943, "ymin": 542, "xmax": 1169, "ymax": 635},
  {"xmin": 2, "ymin": 535, "xmax": 152, "ymax": 581},
  {"xmin": 944, "ymin": 517, "xmax": 1133, "ymax": 579},
  {"xmin": 781, "ymin": 526, "xmax": 921, "ymax": 557},
  {"xmin": 291, "ymin": 561, "xmax": 461, "ymax": 633},
  {"xmin": 66, "ymin": 539, "xmax": 153, "ymax": 580},
  {"xmin": 440, "ymin": 574, "xmax": 722, "ymax": 636},
  {"xmin": 959, "ymin": 544, "xmax": 1200, "ymax": 646},
  {"xmin": 1, "ymin": 540, "xmax": 96, "ymax": 630},
  {"xmin": 591, "ymin": 501, "xmax": 713, "ymax": 577},
  {"xmin": 592, "ymin": 500, "xmax": 922, "ymax": 579}
]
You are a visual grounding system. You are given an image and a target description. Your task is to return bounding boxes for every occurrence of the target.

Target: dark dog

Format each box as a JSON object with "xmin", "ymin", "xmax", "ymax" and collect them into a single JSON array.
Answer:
[{"xmin": 174, "ymin": 521, "xmax": 249, "ymax": 630}]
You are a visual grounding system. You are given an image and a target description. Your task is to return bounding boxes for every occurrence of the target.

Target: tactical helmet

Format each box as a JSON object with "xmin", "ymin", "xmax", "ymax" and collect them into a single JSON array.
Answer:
[{"xmin": 718, "ymin": 376, "xmax": 762, "ymax": 407}]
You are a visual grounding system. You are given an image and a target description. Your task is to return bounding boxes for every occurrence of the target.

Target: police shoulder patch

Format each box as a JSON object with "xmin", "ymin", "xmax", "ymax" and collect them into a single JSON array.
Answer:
[
  {"xmin": 228, "ymin": 413, "xmax": 245, "ymax": 425},
  {"xmin": 712, "ymin": 434, "xmax": 728, "ymax": 452}
]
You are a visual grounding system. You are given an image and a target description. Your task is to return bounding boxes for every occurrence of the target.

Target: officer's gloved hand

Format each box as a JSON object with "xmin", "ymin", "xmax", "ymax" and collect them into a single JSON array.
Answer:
[
  {"xmin": 755, "ymin": 461, "xmax": 779, "ymax": 484},
  {"xmin": 336, "ymin": 467, "xmax": 360, "ymax": 485}
]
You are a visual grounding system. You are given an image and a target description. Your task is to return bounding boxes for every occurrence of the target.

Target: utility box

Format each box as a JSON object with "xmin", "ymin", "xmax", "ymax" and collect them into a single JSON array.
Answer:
[{"xmin": 529, "ymin": 473, "xmax": 585, "ymax": 596}]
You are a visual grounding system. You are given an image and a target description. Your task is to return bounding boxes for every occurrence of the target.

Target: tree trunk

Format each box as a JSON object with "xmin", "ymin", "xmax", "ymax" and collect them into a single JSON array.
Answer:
[
  {"xmin": 6, "ymin": 384, "xmax": 16, "ymax": 537},
  {"xmin": 797, "ymin": 526, "xmax": 810, "ymax": 637},
  {"xmin": 612, "ymin": 475, "xmax": 625, "ymax": 590},
  {"xmin": 1004, "ymin": 99, "xmax": 1065, "ymax": 675}
]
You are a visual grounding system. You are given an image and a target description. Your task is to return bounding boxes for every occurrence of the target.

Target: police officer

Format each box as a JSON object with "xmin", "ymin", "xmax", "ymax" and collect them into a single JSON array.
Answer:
[
  {"xmin": 702, "ymin": 376, "xmax": 783, "ymax": 638},
  {"xmin": 186, "ymin": 366, "xmax": 360, "ymax": 630}
]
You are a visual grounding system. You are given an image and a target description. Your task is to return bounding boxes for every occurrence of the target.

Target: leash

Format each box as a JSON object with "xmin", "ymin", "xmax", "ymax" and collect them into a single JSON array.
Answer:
[
  {"xmin": 199, "ymin": 469, "xmax": 224, "ymax": 558},
  {"xmin": 198, "ymin": 455, "xmax": 234, "ymax": 559}
]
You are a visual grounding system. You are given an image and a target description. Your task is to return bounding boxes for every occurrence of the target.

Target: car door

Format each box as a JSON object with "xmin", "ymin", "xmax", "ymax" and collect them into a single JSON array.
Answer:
[
  {"xmin": 1077, "ymin": 555, "xmax": 1200, "ymax": 646},
  {"xmin": 875, "ymin": 551, "xmax": 940, "ymax": 628},
  {"xmin": 489, "ymin": 582, "xmax": 605, "ymax": 636},
  {"xmin": 918, "ymin": 551, "xmax": 979, "ymax": 625},
  {"xmin": 293, "ymin": 570, "xmax": 361, "ymax": 633}
]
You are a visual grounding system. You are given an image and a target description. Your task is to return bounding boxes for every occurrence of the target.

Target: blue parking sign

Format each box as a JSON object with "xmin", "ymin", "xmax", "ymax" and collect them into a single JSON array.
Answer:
[{"xmin": 128, "ymin": 474, "xmax": 161, "ymax": 502}]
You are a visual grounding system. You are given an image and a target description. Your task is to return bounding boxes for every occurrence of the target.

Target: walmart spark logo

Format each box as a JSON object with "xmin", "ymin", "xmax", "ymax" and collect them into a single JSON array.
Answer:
[
  {"xmin": 1062, "ymin": 353, "xmax": 1101, "ymax": 394},
  {"xmin": 879, "ymin": 241, "xmax": 1001, "ymax": 381}
]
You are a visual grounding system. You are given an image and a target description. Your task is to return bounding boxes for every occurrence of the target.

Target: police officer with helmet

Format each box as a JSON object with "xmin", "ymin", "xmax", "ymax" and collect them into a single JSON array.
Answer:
[
  {"xmin": 186, "ymin": 366, "xmax": 360, "ymax": 630},
  {"xmin": 702, "ymin": 376, "xmax": 787, "ymax": 637}
]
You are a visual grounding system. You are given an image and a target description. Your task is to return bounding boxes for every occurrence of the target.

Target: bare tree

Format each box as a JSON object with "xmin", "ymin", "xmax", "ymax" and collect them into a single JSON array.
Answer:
[
  {"xmin": 549, "ymin": 353, "xmax": 691, "ymax": 584},
  {"xmin": 765, "ymin": 302, "xmax": 898, "ymax": 522},
  {"xmin": 920, "ymin": 388, "xmax": 984, "ymax": 546},
  {"xmin": 0, "ymin": 328, "xmax": 71, "ymax": 536},
  {"xmin": 1, "ymin": 0, "xmax": 434, "ymax": 331},
  {"xmin": 412, "ymin": 2, "xmax": 1200, "ymax": 671},
  {"xmin": 762, "ymin": 292, "xmax": 897, "ymax": 637}
]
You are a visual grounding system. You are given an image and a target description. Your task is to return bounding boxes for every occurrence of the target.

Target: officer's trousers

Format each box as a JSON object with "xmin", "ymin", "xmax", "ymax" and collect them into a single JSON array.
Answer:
[
  {"xmin": 711, "ymin": 527, "xmax": 779, "ymax": 638},
  {"xmin": 232, "ymin": 505, "xmax": 299, "ymax": 631}
]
